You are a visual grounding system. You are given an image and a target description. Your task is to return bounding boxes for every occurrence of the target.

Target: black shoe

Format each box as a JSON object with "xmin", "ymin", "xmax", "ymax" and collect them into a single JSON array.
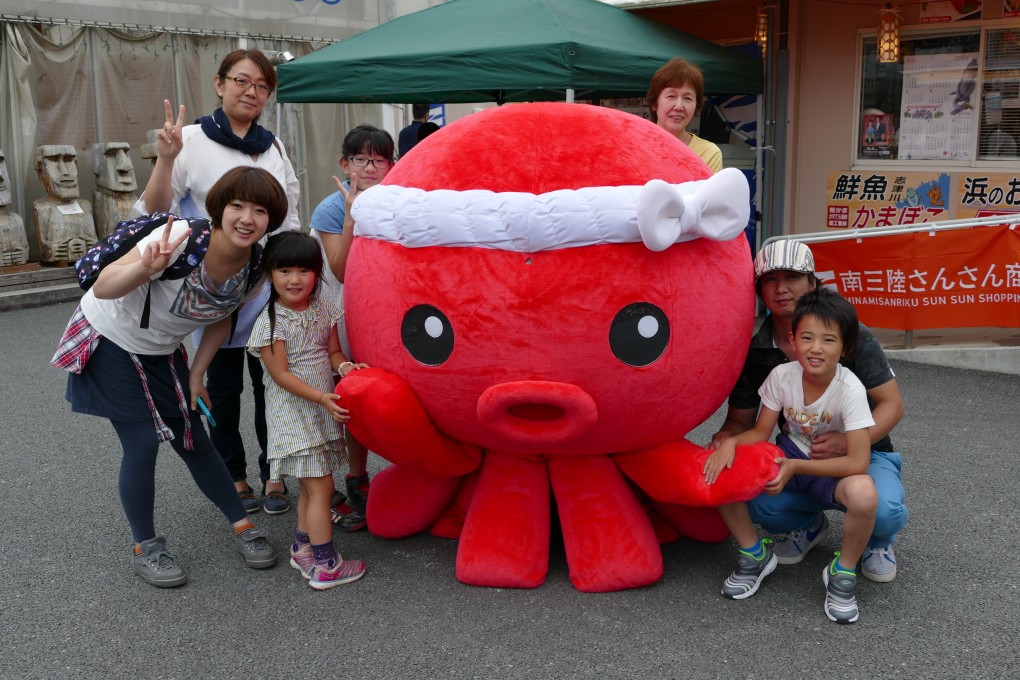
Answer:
[
  {"xmin": 239, "ymin": 485, "xmax": 261, "ymax": 514},
  {"xmin": 344, "ymin": 474, "xmax": 370, "ymax": 515},
  {"xmin": 262, "ymin": 482, "xmax": 290, "ymax": 515}
]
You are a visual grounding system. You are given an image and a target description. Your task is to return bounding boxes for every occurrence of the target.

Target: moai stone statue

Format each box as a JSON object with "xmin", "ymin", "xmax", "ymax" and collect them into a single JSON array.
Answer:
[
  {"xmin": 91, "ymin": 142, "xmax": 138, "ymax": 237},
  {"xmin": 0, "ymin": 148, "xmax": 30, "ymax": 268},
  {"xmin": 140, "ymin": 128, "xmax": 161, "ymax": 164},
  {"xmin": 33, "ymin": 144, "xmax": 97, "ymax": 264}
]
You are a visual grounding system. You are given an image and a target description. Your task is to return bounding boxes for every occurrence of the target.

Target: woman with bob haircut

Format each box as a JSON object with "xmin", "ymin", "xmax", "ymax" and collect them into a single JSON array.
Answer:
[{"xmin": 647, "ymin": 58, "xmax": 723, "ymax": 173}]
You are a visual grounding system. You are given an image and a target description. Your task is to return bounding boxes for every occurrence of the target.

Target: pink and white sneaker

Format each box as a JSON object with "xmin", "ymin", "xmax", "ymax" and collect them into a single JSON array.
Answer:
[
  {"xmin": 289, "ymin": 543, "xmax": 314, "ymax": 579},
  {"xmin": 308, "ymin": 558, "xmax": 366, "ymax": 591}
]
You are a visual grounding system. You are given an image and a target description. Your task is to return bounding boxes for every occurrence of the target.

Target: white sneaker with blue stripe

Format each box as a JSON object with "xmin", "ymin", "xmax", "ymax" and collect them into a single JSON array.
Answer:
[{"xmin": 773, "ymin": 513, "xmax": 830, "ymax": 565}]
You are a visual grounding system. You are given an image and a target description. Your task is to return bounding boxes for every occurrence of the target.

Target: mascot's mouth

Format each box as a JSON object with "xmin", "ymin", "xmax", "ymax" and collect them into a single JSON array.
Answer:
[
  {"xmin": 477, "ymin": 381, "xmax": 598, "ymax": 446},
  {"xmin": 507, "ymin": 403, "xmax": 565, "ymax": 421}
]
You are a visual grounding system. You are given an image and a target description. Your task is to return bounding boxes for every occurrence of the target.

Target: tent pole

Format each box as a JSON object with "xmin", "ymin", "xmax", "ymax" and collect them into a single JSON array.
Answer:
[{"xmin": 566, "ymin": 88, "xmax": 575, "ymax": 103}]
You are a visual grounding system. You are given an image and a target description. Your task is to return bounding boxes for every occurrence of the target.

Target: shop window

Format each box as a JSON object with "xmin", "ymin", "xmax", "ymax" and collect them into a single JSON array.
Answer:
[
  {"xmin": 979, "ymin": 28, "xmax": 1020, "ymax": 160},
  {"xmin": 858, "ymin": 31, "xmax": 981, "ymax": 162},
  {"xmin": 858, "ymin": 27, "xmax": 1020, "ymax": 163}
]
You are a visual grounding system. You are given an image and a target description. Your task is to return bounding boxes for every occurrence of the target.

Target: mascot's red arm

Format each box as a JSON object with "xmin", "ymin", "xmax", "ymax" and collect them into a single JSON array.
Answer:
[
  {"xmin": 336, "ymin": 367, "xmax": 482, "ymax": 477},
  {"xmin": 614, "ymin": 439, "xmax": 781, "ymax": 506}
]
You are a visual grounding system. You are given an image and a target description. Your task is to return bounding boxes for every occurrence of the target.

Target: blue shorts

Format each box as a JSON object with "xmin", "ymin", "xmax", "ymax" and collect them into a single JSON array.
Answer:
[{"xmin": 775, "ymin": 433, "xmax": 846, "ymax": 511}]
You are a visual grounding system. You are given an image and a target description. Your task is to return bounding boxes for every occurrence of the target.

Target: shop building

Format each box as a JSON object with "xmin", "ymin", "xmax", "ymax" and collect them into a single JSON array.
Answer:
[{"xmin": 623, "ymin": 0, "xmax": 1020, "ymax": 242}]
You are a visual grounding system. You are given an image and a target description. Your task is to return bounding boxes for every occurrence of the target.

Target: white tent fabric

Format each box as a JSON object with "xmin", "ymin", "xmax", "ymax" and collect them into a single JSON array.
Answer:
[{"xmin": 0, "ymin": 20, "xmax": 387, "ymax": 261}]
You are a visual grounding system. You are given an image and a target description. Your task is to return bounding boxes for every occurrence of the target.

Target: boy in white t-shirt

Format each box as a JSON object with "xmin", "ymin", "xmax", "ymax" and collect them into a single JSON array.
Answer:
[{"xmin": 704, "ymin": 287, "xmax": 877, "ymax": 624}]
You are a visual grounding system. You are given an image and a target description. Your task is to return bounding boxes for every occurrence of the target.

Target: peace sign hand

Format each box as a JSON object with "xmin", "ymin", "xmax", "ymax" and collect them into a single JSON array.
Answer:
[
  {"xmin": 141, "ymin": 215, "xmax": 192, "ymax": 275},
  {"xmin": 335, "ymin": 173, "xmax": 362, "ymax": 214},
  {"xmin": 157, "ymin": 99, "xmax": 187, "ymax": 159}
]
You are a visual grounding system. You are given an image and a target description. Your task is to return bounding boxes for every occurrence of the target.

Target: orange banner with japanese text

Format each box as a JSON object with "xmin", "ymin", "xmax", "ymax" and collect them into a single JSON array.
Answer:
[{"xmin": 810, "ymin": 225, "xmax": 1020, "ymax": 330}]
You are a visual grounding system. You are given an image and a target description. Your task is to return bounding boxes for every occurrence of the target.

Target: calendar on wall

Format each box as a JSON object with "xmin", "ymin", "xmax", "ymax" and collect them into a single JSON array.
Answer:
[
  {"xmin": 901, "ymin": 52, "xmax": 979, "ymax": 161},
  {"xmin": 898, "ymin": 52, "xmax": 979, "ymax": 160}
]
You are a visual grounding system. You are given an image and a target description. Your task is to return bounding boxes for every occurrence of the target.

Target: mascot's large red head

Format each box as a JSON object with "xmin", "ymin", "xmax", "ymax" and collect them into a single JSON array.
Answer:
[{"xmin": 339, "ymin": 102, "xmax": 779, "ymax": 592}]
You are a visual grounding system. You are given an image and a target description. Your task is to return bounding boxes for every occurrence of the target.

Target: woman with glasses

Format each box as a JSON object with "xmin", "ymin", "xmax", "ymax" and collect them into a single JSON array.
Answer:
[
  {"xmin": 141, "ymin": 48, "xmax": 301, "ymax": 517},
  {"xmin": 308, "ymin": 124, "xmax": 396, "ymax": 533},
  {"xmin": 646, "ymin": 58, "xmax": 723, "ymax": 173}
]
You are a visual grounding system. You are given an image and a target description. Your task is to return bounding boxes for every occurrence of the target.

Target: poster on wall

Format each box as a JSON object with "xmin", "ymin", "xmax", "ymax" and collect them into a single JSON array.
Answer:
[
  {"xmin": 898, "ymin": 53, "xmax": 979, "ymax": 160},
  {"xmin": 824, "ymin": 170, "xmax": 1020, "ymax": 229},
  {"xmin": 920, "ymin": 0, "xmax": 983, "ymax": 22},
  {"xmin": 861, "ymin": 113, "xmax": 894, "ymax": 158},
  {"xmin": 1005, "ymin": 0, "xmax": 1020, "ymax": 18}
]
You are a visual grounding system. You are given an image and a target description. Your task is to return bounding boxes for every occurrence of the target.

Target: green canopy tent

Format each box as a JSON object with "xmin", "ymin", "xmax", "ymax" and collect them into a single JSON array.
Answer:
[{"xmin": 276, "ymin": 0, "xmax": 762, "ymax": 104}]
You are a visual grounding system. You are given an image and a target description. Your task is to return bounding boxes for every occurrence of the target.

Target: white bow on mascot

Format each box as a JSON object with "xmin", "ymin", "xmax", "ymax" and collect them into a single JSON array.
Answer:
[{"xmin": 338, "ymin": 102, "xmax": 780, "ymax": 592}]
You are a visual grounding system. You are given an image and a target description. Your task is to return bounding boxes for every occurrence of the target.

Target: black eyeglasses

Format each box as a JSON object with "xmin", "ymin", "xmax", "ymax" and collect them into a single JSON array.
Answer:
[
  {"xmin": 347, "ymin": 156, "xmax": 392, "ymax": 169},
  {"xmin": 223, "ymin": 75, "xmax": 272, "ymax": 95}
]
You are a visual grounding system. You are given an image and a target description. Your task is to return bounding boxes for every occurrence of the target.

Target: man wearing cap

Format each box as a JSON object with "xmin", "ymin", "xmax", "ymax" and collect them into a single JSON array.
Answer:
[{"xmin": 711, "ymin": 240, "xmax": 908, "ymax": 583}]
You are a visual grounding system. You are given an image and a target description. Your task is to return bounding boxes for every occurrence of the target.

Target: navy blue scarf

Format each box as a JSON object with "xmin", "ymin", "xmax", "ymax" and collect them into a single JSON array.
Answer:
[{"xmin": 197, "ymin": 107, "xmax": 275, "ymax": 155}]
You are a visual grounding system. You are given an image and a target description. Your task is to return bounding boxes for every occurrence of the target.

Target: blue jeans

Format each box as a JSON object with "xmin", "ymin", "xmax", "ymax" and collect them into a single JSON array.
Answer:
[{"xmin": 748, "ymin": 449, "xmax": 908, "ymax": 548}]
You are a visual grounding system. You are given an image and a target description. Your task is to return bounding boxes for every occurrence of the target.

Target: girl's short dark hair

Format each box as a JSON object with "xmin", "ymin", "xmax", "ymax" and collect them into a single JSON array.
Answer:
[
  {"xmin": 791, "ymin": 287, "xmax": 860, "ymax": 357},
  {"xmin": 205, "ymin": 166, "xmax": 288, "ymax": 233},
  {"xmin": 262, "ymin": 230, "xmax": 324, "ymax": 279},
  {"xmin": 262, "ymin": 231, "xmax": 325, "ymax": 346},
  {"xmin": 646, "ymin": 58, "xmax": 706, "ymax": 123},
  {"xmin": 342, "ymin": 124, "xmax": 395, "ymax": 161}
]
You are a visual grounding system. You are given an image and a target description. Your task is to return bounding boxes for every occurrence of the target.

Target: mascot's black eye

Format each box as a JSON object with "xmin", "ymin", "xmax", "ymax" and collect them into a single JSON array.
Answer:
[
  {"xmin": 402, "ymin": 304, "xmax": 454, "ymax": 366},
  {"xmin": 609, "ymin": 302, "xmax": 669, "ymax": 367}
]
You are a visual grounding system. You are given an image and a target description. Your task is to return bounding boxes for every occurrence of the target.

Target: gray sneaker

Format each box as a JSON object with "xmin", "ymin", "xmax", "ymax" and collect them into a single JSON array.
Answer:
[
  {"xmin": 773, "ymin": 513, "xmax": 831, "ymax": 565},
  {"xmin": 822, "ymin": 557, "xmax": 860, "ymax": 624},
  {"xmin": 232, "ymin": 527, "xmax": 277, "ymax": 569},
  {"xmin": 721, "ymin": 541, "xmax": 777, "ymax": 600},
  {"xmin": 133, "ymin": 535, "xmax": 187, "ymax": 588}
]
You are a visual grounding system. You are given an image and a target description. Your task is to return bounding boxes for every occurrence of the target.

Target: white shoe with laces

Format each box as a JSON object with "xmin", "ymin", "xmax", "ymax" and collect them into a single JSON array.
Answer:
[{"xmin": 861, "ymin": 545, "xmax": 897, "ymax": 582}]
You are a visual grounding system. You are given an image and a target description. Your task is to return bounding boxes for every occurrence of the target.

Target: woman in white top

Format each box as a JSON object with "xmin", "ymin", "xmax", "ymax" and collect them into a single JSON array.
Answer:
[{"xmin": 144, "ymin": 49, "xmax": 300, "ymax": 513}]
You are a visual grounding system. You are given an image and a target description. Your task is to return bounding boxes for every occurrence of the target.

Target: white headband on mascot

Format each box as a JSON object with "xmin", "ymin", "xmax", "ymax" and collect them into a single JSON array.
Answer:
[{"xmin": 351, "ymin": 166, "xmax": 750, "ymax": 253}]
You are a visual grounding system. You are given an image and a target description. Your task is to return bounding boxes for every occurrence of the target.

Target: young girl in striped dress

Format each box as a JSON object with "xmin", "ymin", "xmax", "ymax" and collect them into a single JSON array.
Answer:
[{"xmin": 247, "ymin": 231, "xmax": 367, "ymax": 590}]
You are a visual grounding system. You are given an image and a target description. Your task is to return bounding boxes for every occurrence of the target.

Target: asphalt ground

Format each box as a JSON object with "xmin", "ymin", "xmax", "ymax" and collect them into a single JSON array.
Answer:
[{"xmin": 2, "ymin": 300, "xmax": 1017, "ymax": 679}]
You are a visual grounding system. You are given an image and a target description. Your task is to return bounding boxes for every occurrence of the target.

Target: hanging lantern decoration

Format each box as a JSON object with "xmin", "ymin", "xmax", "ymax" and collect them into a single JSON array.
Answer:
[
  {"xmin": 755, "ymin": 6, "xmax": 769, "ymax": 59},
  {"xmin": 878, "ymin": 3, "xmax": 900, "ymax": 63}
]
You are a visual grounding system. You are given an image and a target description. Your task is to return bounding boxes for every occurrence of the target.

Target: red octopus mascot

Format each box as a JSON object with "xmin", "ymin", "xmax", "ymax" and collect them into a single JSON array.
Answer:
[{"xmin": 338, "ymin": 103, "xmax": 779, "ymax": 592}]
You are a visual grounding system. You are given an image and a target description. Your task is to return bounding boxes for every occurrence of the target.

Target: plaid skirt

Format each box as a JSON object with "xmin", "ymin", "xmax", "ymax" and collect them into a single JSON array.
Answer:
[{"xmin": 56, "ymin": 306, "xmax": 196, "ymax": 448}]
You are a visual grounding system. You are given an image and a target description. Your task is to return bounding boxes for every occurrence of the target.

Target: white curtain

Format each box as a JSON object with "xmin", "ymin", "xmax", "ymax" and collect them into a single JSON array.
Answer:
[{"xmin": 0, "ymin": 20, "xmax": 392, "ymax": 261}]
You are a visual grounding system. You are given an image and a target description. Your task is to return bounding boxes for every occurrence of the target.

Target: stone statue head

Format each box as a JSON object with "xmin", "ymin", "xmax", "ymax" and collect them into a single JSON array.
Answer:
[
  {"xmin": 141, "ymin": 129, "xmax": 161, "ymax": 162},
  {"xmin": 34, "ymin": 145, "xmax": 80, "ymax": 201},
  {"xmin": 92, "ymin": 141, "xmax": 137, "ymax": 193},
  {"xmin": 0, "ymin": 148, "xmax": 10, "ymax": 208}
]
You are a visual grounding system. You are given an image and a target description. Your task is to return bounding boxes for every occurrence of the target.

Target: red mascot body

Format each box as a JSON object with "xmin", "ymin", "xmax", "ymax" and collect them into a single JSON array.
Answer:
[{"xmin": 338, "ymin": 103, "xmax": 780, "ymax": 592}]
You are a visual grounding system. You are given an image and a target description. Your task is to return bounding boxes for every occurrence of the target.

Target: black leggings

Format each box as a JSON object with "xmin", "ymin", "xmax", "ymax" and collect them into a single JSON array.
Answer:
[{"xmin": 111, "ymin": 414, "xmax": 247, "ymax": 543}]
